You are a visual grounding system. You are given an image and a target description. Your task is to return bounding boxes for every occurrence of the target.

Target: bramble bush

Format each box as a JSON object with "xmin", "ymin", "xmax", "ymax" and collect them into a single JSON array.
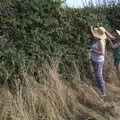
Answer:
[{"xmin": 0, "ymin": 0, "xmax": 120, "ymax": 84}]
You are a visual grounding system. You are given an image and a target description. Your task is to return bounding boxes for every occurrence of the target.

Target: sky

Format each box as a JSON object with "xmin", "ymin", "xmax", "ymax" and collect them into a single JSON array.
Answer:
[
  {"xmin": 65, "ymin": 0, "xmax": 117, "ymax": 8},
  {"xmin": 66, "ymin": 0, "xmax": 92, "ymax": 8}
]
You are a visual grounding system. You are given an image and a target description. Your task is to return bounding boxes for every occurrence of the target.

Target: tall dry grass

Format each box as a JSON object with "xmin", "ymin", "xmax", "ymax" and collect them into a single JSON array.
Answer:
[{"xmin": 0, "ymin": 55, "xmax": 120, "ymax": 120}]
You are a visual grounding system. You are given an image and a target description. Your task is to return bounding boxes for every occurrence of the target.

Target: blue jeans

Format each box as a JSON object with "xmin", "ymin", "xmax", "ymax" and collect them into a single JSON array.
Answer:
[{"xmin": 92, "ymin": 61, "xmax": 106, "ymax": 95}]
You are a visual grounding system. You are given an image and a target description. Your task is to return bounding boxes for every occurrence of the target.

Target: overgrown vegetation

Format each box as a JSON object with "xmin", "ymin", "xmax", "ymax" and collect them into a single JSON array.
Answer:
[{"xmin": 0, "ymin": 0, "xmax": 120, "ymax": 120}]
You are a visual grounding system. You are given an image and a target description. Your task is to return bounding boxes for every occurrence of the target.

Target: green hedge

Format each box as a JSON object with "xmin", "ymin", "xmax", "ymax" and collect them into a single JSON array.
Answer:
[{"xmin": 0, "ymin": 0, "xmax": 119, "ymax": 83}]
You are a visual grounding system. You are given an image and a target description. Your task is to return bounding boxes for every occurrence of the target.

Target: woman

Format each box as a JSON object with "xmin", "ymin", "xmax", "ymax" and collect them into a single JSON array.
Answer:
[
  {"xmin": 103, "ymin": 28, "xmax": 120, "ymax": 80},
  {"xmin": 88, "ymin": 26, "xmax": 107, "ymax": 96}
]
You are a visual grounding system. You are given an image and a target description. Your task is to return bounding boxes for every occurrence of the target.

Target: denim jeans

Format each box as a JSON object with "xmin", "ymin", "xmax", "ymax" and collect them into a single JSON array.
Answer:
[{"xmin": 92, "ymin": 61, "xmax": 106, "ymax": 95}]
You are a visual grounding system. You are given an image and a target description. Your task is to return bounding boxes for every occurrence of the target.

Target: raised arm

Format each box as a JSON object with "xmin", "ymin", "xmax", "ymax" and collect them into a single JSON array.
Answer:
[
  {"xmin": 91, "ymin": 26, "xmax": 95, "ymax": 37},
  {"xmin": 105, "ymin": 31, "xmax": 116, "ymax": 40}
]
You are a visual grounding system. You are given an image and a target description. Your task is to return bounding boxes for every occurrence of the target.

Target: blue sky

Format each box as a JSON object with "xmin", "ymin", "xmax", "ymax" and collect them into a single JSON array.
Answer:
[{"xmin": 65, "ymin": 0, "xmax": 116, "ymax": 8}]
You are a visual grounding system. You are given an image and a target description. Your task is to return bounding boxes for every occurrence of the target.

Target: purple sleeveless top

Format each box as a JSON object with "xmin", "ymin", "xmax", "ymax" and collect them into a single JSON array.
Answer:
[{"xmin": 91, "ymin": 41, "xmax": 105, "ymax": 62}]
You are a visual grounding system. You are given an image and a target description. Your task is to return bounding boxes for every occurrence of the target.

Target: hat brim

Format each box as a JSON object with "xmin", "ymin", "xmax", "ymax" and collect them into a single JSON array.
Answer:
[
  {"xmin": 93, "ymin": 34, "xmax": 107, "ymax": 40},
  {"xmin": 91, "ymin": 28, "xmax": 107, "ymax": 40}
]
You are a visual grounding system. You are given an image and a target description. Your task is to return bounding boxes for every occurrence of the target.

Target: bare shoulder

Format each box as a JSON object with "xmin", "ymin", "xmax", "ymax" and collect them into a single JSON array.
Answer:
[
  {"xmin": 99, "ymin": 40, "xmax": 106, "ymax": 49},
  {"xmin": 99, "ymin": 40, "xmax": 105, "ymax": 45}
]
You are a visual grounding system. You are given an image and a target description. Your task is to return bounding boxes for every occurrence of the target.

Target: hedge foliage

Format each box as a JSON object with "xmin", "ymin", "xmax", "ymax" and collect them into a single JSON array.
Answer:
[{"xmin": 0, "ymin": 0, "xmax": 120, "ymax": 83}]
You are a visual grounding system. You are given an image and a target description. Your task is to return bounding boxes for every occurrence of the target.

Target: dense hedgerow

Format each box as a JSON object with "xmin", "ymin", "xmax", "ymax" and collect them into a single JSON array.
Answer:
[{"xmin": 0, "ymin": 0, "xmax": 120, "ymax": 84}]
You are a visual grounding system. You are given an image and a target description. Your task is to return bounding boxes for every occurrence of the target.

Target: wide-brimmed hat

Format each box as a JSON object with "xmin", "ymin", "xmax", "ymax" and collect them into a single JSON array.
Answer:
[
  {"xmin": 116, "ymin": 30, "xmax": 120, "ymax": 36},
  {"xmin": 91, "ymin": 27, "xmax": 107, "ymax": 40}
]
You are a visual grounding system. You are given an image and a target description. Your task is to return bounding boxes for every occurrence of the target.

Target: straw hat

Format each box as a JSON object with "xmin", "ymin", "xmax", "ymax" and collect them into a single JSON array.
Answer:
[
  {"xmin": 91, "ymin": 27, "xmax": 107, "ymax": 40},
  {"xmin": 116, "ymin": 30, "xmax": 120, "ymax": 36},
  {"xmin": 99, "ymin": 27, "xmax": 106, "ymax": 32}
]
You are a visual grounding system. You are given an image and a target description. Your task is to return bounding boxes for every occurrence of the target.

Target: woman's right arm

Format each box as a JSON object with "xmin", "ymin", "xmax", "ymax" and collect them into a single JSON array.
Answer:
[{"xmin": 105, "ymin": 31, "xmax": 116, "ymax": 39}]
